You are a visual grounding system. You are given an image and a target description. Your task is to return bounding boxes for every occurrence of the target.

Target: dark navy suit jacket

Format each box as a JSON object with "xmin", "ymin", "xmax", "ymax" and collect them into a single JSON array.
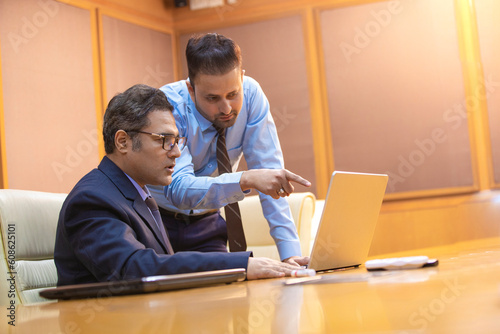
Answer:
[{"xmin": 54, "ymin": 156, "xmax": 250, "ymax": 286}]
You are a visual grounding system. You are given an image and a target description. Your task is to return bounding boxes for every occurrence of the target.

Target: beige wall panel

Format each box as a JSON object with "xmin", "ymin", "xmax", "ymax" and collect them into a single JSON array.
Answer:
[
  {"xmin": 320, "ymin": 0, "xmax": 473, "ymax": 194},
  {"xmin": 475, "ymin": 0, "xmax": 500, "ymax": 185},
  {"xmin": 179, "ymin": 15, "xmax": 317, "ymax": 194},
  {"xmin": 102, "ymin": 15, "xmax": 175, "ymax": 102},
  {"xmin": 0, "ymin": 0, "xmax": 98, "ymax": 193}
]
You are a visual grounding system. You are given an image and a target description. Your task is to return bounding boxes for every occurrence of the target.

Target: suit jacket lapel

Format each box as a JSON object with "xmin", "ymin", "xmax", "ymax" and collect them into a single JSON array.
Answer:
[
  {"xmin": 133, "ymin": 198, "xmax": 172, "ymax": 254},
  {"xmin": 98, "ymin": 157, "xmax": 172, "ymax": 254}
]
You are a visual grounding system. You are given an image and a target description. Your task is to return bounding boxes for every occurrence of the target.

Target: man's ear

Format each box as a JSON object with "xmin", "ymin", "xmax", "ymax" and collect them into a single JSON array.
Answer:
[
  {"xmin": 186, "ymin": 80, "xmax": 195, "ymax": 101},
  {"xmin": 115, "ymin": 130, "xmax": 129, "ymax": 153}
]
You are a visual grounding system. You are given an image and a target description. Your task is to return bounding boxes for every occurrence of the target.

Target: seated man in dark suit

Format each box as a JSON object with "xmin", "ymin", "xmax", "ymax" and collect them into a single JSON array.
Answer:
[{"xmin": 54, "ymin": 84, "xmax": 299, "ymax": 286}]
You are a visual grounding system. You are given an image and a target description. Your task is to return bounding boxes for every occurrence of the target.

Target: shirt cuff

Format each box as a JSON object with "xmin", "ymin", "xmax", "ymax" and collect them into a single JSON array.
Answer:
[
  {"xmin": 224, "ymin": 171, "xmax": 247, "ymax": 202},
  {"xmin": 276, "ymin": 240, "xmax": 302, "ymax": 262}
]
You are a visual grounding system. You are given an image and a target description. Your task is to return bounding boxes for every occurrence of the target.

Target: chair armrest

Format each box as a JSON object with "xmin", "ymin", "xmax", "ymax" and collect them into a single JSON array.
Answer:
[{"xmin": 235, "ymin": 192, "xmax": 317, "ymax": 259}]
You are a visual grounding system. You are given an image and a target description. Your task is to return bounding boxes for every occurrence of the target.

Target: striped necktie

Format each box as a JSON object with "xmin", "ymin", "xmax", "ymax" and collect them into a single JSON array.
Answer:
[{"xmin": 215, "ymin": 125, "xmax": 247, "ymax": 252}]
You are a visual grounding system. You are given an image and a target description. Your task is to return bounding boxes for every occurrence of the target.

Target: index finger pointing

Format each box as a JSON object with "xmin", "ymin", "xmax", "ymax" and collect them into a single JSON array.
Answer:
[{"xmin": 285, "ymin": 170, "xmax": 311, "ymax": 187}]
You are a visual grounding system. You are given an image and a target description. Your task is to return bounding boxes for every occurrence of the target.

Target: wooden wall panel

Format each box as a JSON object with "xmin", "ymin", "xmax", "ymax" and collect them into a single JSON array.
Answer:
[
  {"xmin": 475, "ymin": 0, "xmax": 500, "ymax": 187},
  {"xmin": 370, "ymin": 190, "xmax": 500, "ymax": 255},
  {"xmin": 320, "ymin": 0, "xmax": 474, "ymax": 195},
  {"xmin": 179, "ymin": 15, "xmax": 317, "ymax": 194},
  {"xmin": 102, "ymin": 15, "xmax": 175, "ymax": 102},
  {"xmin": 104, "ymin": 0, "xmax": 172, "ymax": 22},
  {"xmin": 0, "ymin": 0, "xmax": 98, "ymax": 193}
]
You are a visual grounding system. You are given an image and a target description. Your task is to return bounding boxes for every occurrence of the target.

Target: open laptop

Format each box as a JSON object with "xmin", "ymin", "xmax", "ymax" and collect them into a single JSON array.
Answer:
[
  {"xmin": 308, "ymin": 171, "xmax": 388, "ymax": 272},
  {"xmin": 39, "ymin": 268, "xmax": 246, "ymax": 300}
]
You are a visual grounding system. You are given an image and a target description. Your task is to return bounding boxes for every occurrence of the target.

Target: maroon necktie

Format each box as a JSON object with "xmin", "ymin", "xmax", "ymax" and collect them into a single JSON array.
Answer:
[
  {"xmin": 145, "ymin": 196, "xmax": 175, "ymax": 255},
  {"xmin": 215, "ymin": 125, "xmax": 247, "ymax": 252}
]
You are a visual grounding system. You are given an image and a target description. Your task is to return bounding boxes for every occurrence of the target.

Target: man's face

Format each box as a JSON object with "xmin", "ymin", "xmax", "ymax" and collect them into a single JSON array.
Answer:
[
  {"xmin": 188, "ymin": 67, "xmax": 244, "ymax": 129},
  {"xmin": 126, "ymin": 110, "xmax": 181, "ymax": 188}
]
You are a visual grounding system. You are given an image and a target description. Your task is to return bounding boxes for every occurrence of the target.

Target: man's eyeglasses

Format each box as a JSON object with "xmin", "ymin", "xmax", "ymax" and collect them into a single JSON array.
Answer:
[{"xmin": 128, "ymin": 130, "xmax": 186, "ymax": 151}]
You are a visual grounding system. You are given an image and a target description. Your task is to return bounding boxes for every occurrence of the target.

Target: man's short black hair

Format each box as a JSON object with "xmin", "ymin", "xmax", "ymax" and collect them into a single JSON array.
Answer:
[
  {"xmin": 186, "ymin": 33, "xmax": 242, "ymax": 87},
  {"xmin": 102, "ymin": 84, "xmax": 173, "ymax": 154}
]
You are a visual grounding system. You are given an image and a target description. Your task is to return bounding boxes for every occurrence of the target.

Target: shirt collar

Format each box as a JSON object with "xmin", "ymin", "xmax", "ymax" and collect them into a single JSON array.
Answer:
[
  {"xmin": 124, "ymin": 173, "xmax": 151, "ymax": 201},
  {"xmin": 190, "ymin": 101, "xmax": 215, "ymax": 133}
]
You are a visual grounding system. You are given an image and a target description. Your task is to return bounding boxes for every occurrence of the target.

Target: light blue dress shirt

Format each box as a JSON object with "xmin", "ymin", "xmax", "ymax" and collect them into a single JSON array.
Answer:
[{"xmin": 149, "ymin": 76, "xmax": 301, "ymax": 260}]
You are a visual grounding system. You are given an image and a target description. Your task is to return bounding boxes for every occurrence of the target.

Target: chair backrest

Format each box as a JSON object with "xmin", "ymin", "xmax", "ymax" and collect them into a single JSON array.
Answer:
[
  {"xmin": 0, "ymin": 189, "xmax": 66, "ymax": 305},
  {"xmin": 232, "ymin": 192, "xmax": 316, "ymax": 260}
]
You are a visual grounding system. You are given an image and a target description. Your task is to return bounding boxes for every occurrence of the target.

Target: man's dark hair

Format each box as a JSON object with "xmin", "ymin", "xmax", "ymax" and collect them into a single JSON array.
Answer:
[
  {"xmin": 186, "ymin": 33, "xmax": 242, "ymax": 87},
  {"xmin": 103, "ymin": 84, "xmax": 173, "ymax": 154}
]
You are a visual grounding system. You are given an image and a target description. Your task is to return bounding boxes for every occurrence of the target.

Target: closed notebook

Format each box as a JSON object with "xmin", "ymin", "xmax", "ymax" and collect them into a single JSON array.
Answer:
[{"xmin": 39, "ymin": 268, "xmax": 246, "ymax": 300}]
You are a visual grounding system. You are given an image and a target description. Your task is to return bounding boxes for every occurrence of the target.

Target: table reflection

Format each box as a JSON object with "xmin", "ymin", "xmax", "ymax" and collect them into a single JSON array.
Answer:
[{"xmin": 11, "ymin": 241, "xmax": 500, "ymax": 334}]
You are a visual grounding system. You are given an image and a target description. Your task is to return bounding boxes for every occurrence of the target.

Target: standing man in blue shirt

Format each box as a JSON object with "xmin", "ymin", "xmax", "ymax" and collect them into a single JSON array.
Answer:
[{"xmin": 150, "ymin": 33, "xmax": 311, "ymax": 266}]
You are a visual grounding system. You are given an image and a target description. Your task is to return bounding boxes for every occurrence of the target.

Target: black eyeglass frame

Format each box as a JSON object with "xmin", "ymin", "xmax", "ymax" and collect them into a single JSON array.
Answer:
[{"xmin": 127, "ymin": 130, "xmax": 186, "ymax": 151}]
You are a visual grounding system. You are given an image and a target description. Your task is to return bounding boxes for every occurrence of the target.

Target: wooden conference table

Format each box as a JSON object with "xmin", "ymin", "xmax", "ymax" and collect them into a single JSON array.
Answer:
[{"xmin": 11, "ymin": 238, "xmax": 500, "ymax": 334}]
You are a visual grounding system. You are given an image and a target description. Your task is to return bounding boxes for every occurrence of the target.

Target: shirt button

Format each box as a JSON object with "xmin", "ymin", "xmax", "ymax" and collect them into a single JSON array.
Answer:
[{"xmin": 208, "ymin": 164, "xmax": 212, "ymax": 168}]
